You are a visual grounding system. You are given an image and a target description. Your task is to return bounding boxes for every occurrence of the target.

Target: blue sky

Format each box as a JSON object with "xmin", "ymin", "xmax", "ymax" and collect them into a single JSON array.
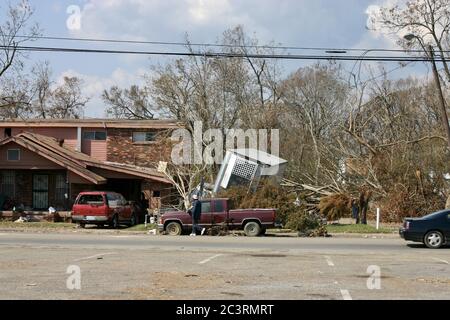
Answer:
[{"xmin": 9, "ymin": 0, "xmax": 428, "ymax": 117}]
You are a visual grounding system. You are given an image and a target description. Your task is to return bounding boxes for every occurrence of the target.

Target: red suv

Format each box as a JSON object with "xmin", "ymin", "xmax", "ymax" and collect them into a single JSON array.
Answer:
[{"xmin": 72, "ymin": 191, "xmax": 137, "ymax": 228}]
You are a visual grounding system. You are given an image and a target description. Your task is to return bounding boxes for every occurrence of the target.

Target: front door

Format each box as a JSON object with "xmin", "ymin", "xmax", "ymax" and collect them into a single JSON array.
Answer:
[{"xmin": 33, "ymin": 174, "xmax": 49, "ymax": 210}]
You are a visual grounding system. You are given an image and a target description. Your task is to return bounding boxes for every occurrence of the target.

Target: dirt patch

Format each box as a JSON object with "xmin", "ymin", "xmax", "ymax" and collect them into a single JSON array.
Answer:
[
  {"xmin": 415, "ymin": 278, "xmax": 450, "ymax": 285},
  {"xmin": 125, "ymin": 271, "xmax": 229, "ymax": 299},
  {"xmin": 354, "ymin": 274, "xmax": 393, "ymax": 279},
  {"xmin": 307, "ymin": 293, "xmax": 332, "ymax": 298},
  {"xmin": 221, "ymin": 292, "xmax": 244, "ymax": 297}
]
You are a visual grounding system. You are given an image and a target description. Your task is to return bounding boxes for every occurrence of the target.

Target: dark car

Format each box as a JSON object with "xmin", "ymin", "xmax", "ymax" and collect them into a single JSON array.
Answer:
[{"xmin": 399, "ymin": 209, "xmax": 450, "ymax": 248}]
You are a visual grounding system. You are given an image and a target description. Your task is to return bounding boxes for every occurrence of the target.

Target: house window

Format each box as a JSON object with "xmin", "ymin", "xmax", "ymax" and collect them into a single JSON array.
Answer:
[
  {"xmin": 7, "ymin": 149, "xmax": 20, "ymax": 161},
  {"xmin": 0, "ymin": 171, "xmax": 15, "ymax": 198},
  {"xmin": 83, "ymin": 131, "xmax": 106, "ymax": 141},
  {"xmin": 4, "ymin": 128, "xmax": 11, "ymax": 138},
  {"xmin": 133, "ymin": 132, "xmax": 156, "ymax": 143}
]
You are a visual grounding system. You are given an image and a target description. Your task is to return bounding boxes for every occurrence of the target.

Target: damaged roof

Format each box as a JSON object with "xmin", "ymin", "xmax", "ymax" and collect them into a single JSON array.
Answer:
[
  {"xmin": 0, "ymin": 132, "xmax": 172, "ymax": 185},
  {"xmin": 0, "ymin": 118, "xmax": 182, "ymax": 129}
]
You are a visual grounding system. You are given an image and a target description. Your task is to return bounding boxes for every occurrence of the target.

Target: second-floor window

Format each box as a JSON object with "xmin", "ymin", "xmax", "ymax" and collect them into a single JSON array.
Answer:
[
  {"xmin": 83, "ymin": 131, "xmax": 107, "ymax": 141},
  {"xmin": 133, "ymin": 131, "xmax": 156, "ymax": 143}
]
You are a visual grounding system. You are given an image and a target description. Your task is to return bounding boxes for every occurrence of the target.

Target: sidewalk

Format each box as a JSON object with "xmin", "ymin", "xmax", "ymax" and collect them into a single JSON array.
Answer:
[
  {"xmin": 264, "ymin": 231, "xmax": 400, "ymax": 239},
  {"xmin": 0, "ymin": 224, "xmax": 400, "ymax": 238},
  {"xmin": 328, "ymin": 232, "xmax": 400, "ymax": 239}
]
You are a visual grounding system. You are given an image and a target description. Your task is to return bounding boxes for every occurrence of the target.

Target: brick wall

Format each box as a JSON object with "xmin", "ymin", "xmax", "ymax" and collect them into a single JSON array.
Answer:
[{"xmin": 106, "ymin": 128, "xmax": 173, "ymax": 167}]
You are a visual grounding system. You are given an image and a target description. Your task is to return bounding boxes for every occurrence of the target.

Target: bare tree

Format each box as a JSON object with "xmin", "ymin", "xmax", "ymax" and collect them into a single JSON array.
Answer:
[
  {"xmin": 150, "ymin": 41, "xmax": 246, "ymax": 133},
  {"xmin": 48, "ymin": 76, "xmax": 89, "ymax": 119},
  {"xmin": 0, "ymin": 71, "xmax": 33, "ymax": 118},
  {"xmin": 280, "ymin": 63, "xmax": 349, "ymax": 185},
  {"xmin": 370, "ymin": 0, "xmax": 450, "ymax": 83},
  {"xmin": 157, "ymin": 161, "xmax": 207, "ymax": 210},
  {"xmin": 222, "ymin": 25, "xmax": 284, "ymax": 129},
  {"xmin": 0, "ymin": 0, "xmax": 40, "ymax": 78},
  {"xmin": 103, "ymin": 85, "xmax": 154, "ymax": 119},
  {"xmin": 31, "ymin": 61, "xmax": 52, "ymax": 119}
]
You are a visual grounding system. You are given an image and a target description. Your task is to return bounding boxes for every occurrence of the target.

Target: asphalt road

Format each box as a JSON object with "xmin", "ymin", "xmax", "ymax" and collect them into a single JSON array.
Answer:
[
  {"xmin": 0, "ymin": 232, "xmax": 407, "ymax": 251},
  {"xmin": 0, "ymin": 232, "xmax": 449, "ymax": 300}
]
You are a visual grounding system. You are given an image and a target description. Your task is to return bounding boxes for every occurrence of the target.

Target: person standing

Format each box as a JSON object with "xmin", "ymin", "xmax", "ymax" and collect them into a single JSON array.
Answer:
[
  {"xmin": 189, "ymin": 194, "xmax": 205, "ymax": 236},
  {"xmin": 351, "ymin": 198, "xmax": 359, "ymax": 224}
]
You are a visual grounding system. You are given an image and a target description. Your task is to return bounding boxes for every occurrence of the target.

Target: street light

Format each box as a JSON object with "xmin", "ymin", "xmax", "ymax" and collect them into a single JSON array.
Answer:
[{"xmin": 404, "ymin": 33, "xmax": 450, "ymax": 150}]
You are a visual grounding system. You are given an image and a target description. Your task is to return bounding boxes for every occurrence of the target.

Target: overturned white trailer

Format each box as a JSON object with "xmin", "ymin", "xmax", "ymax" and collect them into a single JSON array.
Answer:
[{"xmin": 212, "ymin": 149, "xmax": 287, "ymax": 194}]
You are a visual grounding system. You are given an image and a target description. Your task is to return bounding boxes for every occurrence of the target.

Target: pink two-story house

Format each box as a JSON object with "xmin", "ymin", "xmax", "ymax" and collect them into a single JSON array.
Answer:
[{"xmin": 0, "ymin": 119, "xmax": 180, "ymax": 212}]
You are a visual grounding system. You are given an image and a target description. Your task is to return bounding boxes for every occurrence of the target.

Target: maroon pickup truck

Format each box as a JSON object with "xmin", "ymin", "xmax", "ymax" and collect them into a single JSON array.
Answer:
[{"xmin": 158, "ymin": 198, "xmax": 278, "ymax": 236}]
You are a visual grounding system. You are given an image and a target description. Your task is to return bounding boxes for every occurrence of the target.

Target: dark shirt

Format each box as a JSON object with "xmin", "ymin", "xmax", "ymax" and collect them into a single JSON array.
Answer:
[{"xmin": 191, "ymin": 199, "xmax": 202, "ymax": 221}]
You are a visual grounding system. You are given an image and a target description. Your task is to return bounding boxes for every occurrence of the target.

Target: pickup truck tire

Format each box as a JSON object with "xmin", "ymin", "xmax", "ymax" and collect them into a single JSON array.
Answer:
[
  {"xmin": 129, "ymin": 213, "xmax": 137, "ymax": 227},
  {"xmin": 166, "ymin": 222, "xmax": 182, "ymax": 236},
  {"xmin": 244, "ymin": 221, "xmax": 261, "ymax": 237}
]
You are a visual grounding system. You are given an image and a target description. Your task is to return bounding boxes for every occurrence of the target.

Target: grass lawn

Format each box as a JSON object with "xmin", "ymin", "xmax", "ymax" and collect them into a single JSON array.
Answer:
[
  {"xmin": 326, "ymin": 223, "xmax": 398, "ymax": 234},
  {"xmin": 126, "ymin": 223, "xmax": 158, "ymax": 231},
  {"xmin": 0, "ymin": 221, "xmax": 158, "ymax": 232},
  {"xmin": 0, "ymin": 221, "xmax": 75, "ymax": 229}
]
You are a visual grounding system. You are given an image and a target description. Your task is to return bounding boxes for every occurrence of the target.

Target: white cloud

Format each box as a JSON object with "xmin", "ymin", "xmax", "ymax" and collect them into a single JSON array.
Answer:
[
  {"xmin": 362, "ymin": 0, "xmax": 441, "ymax": 48},
  {"xmin": 69, "ymin": 0, "xmax": 366, "ymax": 46},
  {"xmin": 187, "ymin": 0, "xmax": 233, "ymax": 24}
]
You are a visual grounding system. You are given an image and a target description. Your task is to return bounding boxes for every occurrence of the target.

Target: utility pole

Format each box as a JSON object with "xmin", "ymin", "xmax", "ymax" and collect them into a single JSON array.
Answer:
[{"xmin": 428, "ymin": 45, "xmax": 450, "ymax": 150}]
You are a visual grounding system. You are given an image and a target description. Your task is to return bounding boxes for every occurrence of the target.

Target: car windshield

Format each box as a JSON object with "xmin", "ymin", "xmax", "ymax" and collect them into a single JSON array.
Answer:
[{"xmin": 422, "ymin": 210, "xmax": 449, "ymax": 220}]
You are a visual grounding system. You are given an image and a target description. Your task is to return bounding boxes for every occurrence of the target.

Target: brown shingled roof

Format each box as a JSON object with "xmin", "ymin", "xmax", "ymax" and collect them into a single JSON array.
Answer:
[
  {"xmin": 0, "ymin": 132, "xmax": 172, "ymax": 185},
  {"xmin": 0, "ymin": 118, "xmax": 182, "ymax": 129},
  {"xmin": 0, "ymin": 134, "xmax": 106, "ymax": 184}
]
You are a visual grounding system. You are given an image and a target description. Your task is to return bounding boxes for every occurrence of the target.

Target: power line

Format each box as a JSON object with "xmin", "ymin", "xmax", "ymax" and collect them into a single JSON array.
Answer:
[
  {"xmin": 363, "ymin": 62, "xmax": 416, "ymax": 84},
  {"xmin": 2, "ymin": 45, "xmax": 449, "ymax": 63},
  {"xmin": 15, "ymin": 34, "xmax": 448, "ymax": 54}
]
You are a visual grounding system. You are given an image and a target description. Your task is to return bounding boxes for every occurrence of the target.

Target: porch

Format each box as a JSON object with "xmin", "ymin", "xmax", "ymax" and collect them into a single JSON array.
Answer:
[
  {"xmin": 0, "ymin": 170, "xmax": 70, "ymax": 211},
  {"xmin": 0, "ymin": 210, "xmax": 71, "ymax": 222}
]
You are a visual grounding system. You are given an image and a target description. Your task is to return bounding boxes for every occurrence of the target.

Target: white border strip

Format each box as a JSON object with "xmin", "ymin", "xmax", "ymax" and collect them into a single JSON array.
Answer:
[
  {"xmin": 199, "ymin": 254, "xmax": 223, "ymax": 264},
  {"xmin": 74, "ymin": 252, "xmax": 117, "ymax": 262},
  {"xmin": 325, "ymin": 256, "xmax": 335, "ymax": 267},
  {"xmin": 340, "ymin": 289, "xmax": 353, "ymax": 300}
]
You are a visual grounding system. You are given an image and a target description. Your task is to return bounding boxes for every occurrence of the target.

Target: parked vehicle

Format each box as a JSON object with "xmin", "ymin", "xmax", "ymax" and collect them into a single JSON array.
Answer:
[
  {"xmin": 399, "ymin": 209, "xmax": 450, "ymax": 248},
  {"xmin": 72, "ymin": 191, "xmax": 138, "ymax": 228},
  {"xmin": 158, "ymin": 198, "xmax": 278, "ymax": 236}
]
